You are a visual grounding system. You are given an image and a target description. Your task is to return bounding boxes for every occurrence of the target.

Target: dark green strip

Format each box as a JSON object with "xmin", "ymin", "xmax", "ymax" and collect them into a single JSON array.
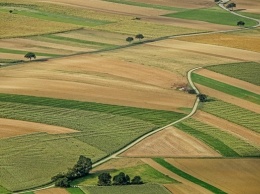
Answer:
[
  {"xmin": 174, "ymin": 123, "xmax": 240, "ymax": 157},
  {"xmin": 192, "ymin": 73, "xmax": 260, "ymax": 105},
  {"xmin": 153, "ymin": 158, "xmax": 227, "ymax": 194}
]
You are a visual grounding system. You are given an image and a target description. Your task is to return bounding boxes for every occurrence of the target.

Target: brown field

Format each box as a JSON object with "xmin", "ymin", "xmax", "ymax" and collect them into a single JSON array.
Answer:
[
  {"xmin": 148, "ymin": 39, "xmax": 260, "ymax": 62},
  {"xmin": 176, "ymin": 32, "xmax": 260, "ymax": 52},
  {"xmin": 142, "ymin": 158, "xmax": 212, "ymax": 194},
  {"xmin": 0, "ymin": 53, "xmax": 47, "ymax": 61},
  {"xmin": 131, "ymin": 0, "xmax": 215, "ymax": 8},
  {"xmin": 0, "ymin": 118, "xmax": 78, "ymax": 139},
  {"xmin": 195, "ymin": 83, "xmax": 260, "ymax": 113},
  {"xmin": 39, "ymin": 0, "xmax": 171, "ymax": 16},
  {"xmin": 196, "ymin": 69, "xmax": 260, "ymax": 94},
  {"xmin": 193, "ymin": 111, "xmax": 260, "ymax": 148},
  {"xmin": 121, "ymin": 127, "xmax": 221, "ymax": 157},
  {"xmin": 0, "ymin": 38, "xmax": 95, "ymax": 55},
  {"xmin": 35, "ymin": 187, "xmax": 69, "ymax": 194},
  {"xmin": 166, "ymin": 158, "xmax": 260, "ymax": 194},
  {"xmin": 0, "ymin": 53, "xmax": 195, "ymax": 111},
  {"xmin": 234, "ymin": 0, "xmax": 260, "ymax": 14}
]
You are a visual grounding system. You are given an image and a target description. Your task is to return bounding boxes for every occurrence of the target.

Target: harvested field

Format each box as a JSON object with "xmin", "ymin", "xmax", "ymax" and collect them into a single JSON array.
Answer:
[
  {"xmin": 166, "ymin": 158, "xmax": 260, "ymax": 194},
  {"xmin": 121, "ymin": 127, "xmax": 221, "ymax": 157},
  {"xmin": 234, "ymin": 0, "xmax": 260, "ymax": 14},
  {"xmin": 196, "ymin": 83, "xmax": 260, "ymax": 113},
  {"xmin": 0, "ymin": 54, "xmax": 195, "ymax": 111},
  {"xmin": 38, "ymin": 0, "xmax": 171, "ymax": 16},
  {"xmin": 196, "ymin": 69, "xmax": 260, "ymax": 94},
  {"xmin": 35, "ymin": 188, "xmax": 69, "ymax": 194},
  {"xmin": 176, "ymin": 32, "xmax": 260, "ymax": 52},
  {"xmin": 193, "ymin": 111, "xmax": 260, "ymax": 148},
  {"xmin": 142, "ymin": 158, "xmax": 212, "ymax": 194},
  {"xmin": 148, "ymin": 39, "xmax": 260, "ymax": 62},
  {"xmin": 131, "ymin": 0, "xmax": 214, "ymax": 8},
  {"xmin": 0, "ymin": 118, "xmax": 78, "ymax": 139}
]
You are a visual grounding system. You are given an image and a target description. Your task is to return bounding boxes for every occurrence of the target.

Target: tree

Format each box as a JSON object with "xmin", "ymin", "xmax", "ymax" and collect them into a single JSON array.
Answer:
[
  {"xmin": 126, "ymin": 37, "xmax": 134, "ymax": 44},
  {"xmin": 72, "ymin": 155, "xmax": 92, "ymax": 178},
  {"xmin": 24, "ymin": 52, "xmax": 36, "ymax": 61},
  {"xmin": 131, "ymin": 176, "xmax": 143, "ymax": 184},
  {"xmin": 55, "ymin": 177, "xmax": 71, "ymax": 187},
  {"xmin": 113, "ymin": 172, "xmax": 130, "ymax": 185},
  {"xmin": 9, "ymin": 10, "xmax": 13, "ymax": 13},
  {"xmin": 135, "ymin": 34, "xmax": 144, "ymax": 41},
  {"xmin": 197, "ymin": 94, "xmax": 207, "ymax": 102},
  {"xmin": 98, "ymin": 172, "xmax": 112, "ymax": 186},
  {"xmin": 237, "ymin": 21, "xmax": 245, "ymax": 26},
  {"xmin": 226, "ymin": 2, "xmax": 236, "ymax": 11}
]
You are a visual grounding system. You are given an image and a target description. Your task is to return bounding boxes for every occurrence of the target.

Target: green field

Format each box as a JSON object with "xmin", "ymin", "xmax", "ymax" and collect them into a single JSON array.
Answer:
[
  {"xmin": 67, "ymin": 188, "xmax": 85, "ymax": 194},
  {"xmin": 75, "ymin": 164, "xmax": 176, "ymax": 186},
  {"xmin": 175, "ymin": 119, "xmax": 260, "ymax": 157},
  {"xmin": 81, "ymin": 184, "xmax": 171, "ymax": 194},
  {"xmin": 153, "ymin": 158, "xmax": 227, "ymax": 194},
  {"xmin": 206, "ymin": 62, "xmax": 260, "ymax": 86},
  {"xmin": 238, "ymin": 11, "xmax": 260, "ymax": 20},
  {"xmin": 103, "ymin": 0, "xmax": 186, "ymax": 11},
  {"xmin": 0, "ymin": 48, "xmax": 61, "ymax": 57},
  {"xmin": 201, "ymin": 100, "xmax": 260, "ymax": 133},
  {"xmin": 192, "ymin": 73, "xmax": 260, "ymax": 104},
  {"xmin": 164, "ymin": 7, "xmax": 257, "ymax": 26},
  {"xmin": 0, "ymin": 186, "xmax": 11, "ymax": 194}
]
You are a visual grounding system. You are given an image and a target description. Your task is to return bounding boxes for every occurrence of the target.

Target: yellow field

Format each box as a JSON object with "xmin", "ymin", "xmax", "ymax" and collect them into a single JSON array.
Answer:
[{"xmin": 177, "ymin": 29, "xmax": 260, "ymax": 52}]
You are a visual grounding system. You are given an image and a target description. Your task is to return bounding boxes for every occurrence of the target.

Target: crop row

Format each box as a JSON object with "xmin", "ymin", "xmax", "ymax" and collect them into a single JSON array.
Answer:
[
  {"xmin": 192, "ymin": 73, "xmax": 260, "ymax": 104},
  {"xmin": 206, "ymin": 62, "xmax": 260, "ymax": 86},
  {"xmin": 81, "ymin": 184, "xmax": 171, "ymax": 194},
  {"xmin": 201, "ymin": 100, "xmax": 260, "ymax": 133},
  {"xmin": 175, "ymin": 119, "xmax": 259, "ymax": 157}
]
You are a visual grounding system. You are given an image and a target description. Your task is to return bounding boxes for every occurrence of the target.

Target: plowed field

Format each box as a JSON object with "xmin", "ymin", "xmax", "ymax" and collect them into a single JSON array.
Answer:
[
  {"xmin": 166, "ymin": 158, "xmax": 260, "ymax": 194},
  {"xmin": 35, "ymin": 188, "xmax": 69, "ymax": 194},
  {"xmin": 0, "ymin": 118, "xmax": 77, "ymax": 139},
  {"xmin": 121, "ymin": 127, "xmax": 220, "ymax": 157}
]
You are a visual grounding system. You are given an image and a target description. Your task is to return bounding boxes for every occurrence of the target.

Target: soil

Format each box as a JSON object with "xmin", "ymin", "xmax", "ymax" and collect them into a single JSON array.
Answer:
[
  {"xmin": 0, "ymin": 118, "xmax": 78, "ymax": 139},
  {"xmin": 35, "ymin": 188, "xmax": 70, "ymax": 194},
  {"xmin": 166, "ymin": 158, "xmax": 260, "ymax": 194},
  {"xmin": 121, "ymin": 126, "xmax": 221, "ymax": 157}
]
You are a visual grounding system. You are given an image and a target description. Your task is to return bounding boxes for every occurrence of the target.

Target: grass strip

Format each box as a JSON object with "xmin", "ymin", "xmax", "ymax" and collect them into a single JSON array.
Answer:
[
  {"xmin": 174, "ymin": 122, "xmax": 240, "ymax": 157},
  {"xmin": 103, "ymin": 0, "xmax": 186, "ymax": 11},
  {"xmin": 0, "ymin": 93, "xmax": 185, "ymax": 126},
  {"xmin": 192, "ymin": 73, "xmax": 260, "ymax": 105},
  {"xmin": 0, "ymin": 48, "xmax": 60, "ymax": 57},
  {"xmin": 67, "ymin": 187, "xmax": 85, "ymax": 194},
  {"xmin": 164, "ymin": 7, "xmax": 257, "ymax": 27},
  {"xmin": 206, "ymin": 62, "xmax": 260, "ymax": 86},
  {"xmin": 44, "ymin": 34, "xmax": 117, "ymax": 48},
  {"xmin": 153, "ymin": 158, "xmax": 227, "ymax": 194}
]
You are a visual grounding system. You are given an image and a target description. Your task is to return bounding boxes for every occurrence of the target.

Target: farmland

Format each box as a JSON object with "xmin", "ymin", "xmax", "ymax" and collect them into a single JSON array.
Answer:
[{"xmin": 206, "ymin": 62, "xmax": 260, "ymax": 86}]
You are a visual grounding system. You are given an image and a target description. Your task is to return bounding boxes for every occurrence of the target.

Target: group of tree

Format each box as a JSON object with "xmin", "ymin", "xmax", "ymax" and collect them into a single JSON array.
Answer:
[
  {"xmin": 98, "ymin": 172, "xmax": 143, "ymax": 186},
  {"xmin": 226, "ymin": 2, "xmax": 236, "ymax": 11},
  {"xmin": 197, "ymin": 94, "xmax": 207, "ymax": 102},
  {"xmin": 126, "ymin": 34, "xmax": 144, "ymax": 43},
  {"xmin": 237, "ymin": 21, "xmax": 245, "ymax": 26},
  {"xmin": 51, "ymin": 155, "xmax": 92, "ymax": 187}
]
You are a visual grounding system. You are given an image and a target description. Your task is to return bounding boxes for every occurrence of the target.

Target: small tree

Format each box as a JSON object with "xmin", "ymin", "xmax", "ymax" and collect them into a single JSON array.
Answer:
[
  {"xmin": 98, "ymin": 172, "xmax": 112, "ymax": 186},
  {"xmin": 9, "ymin": 10, "xmax": 13, "ymax": 13},
  {"xmin": 131, "ymin": 176, "xmax": 143, "ymax": 184},
  {"xmin": 24, "ymin": 52, "xmax": 36, "ymax": 61},
  {"xmin": 226, "ymin": 2, "xmax": 236, "ymax": 11},
  {"xmin": 135, "ymin": 34, "xmax": 144, "ymax": 41},
  {"xmin": 72, "ymin": 155, "xmax": 92, "ymax": 178},
  {"xmin": 55, "ymin": 177, "xmax": 71, "ymax": 187},
  {"xmin": 126, "ymin": 37, "xmax": 134, "ymax": 44},
  {"xmin": 197, "ymin": 94, "xmax": 207, "ymax": 102},
  {"xmin": 237, "ymin": 21, "xmax": 245, "ymax": 26}
]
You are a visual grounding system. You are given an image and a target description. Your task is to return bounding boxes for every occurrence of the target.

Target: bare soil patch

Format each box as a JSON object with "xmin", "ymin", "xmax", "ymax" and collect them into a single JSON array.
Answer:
[
  {"xmin": 166, "ymin": 158, "xmax": 260, "ymax": 194},
  {"xmin": 121, "ymin": 126, "xmax": 221, "ymax": 157},
  {"xmin": 142, "ymin": 158, "xmax": 212, "ymax": 194},
  {"xmin": 0, "ymin": 54, "xmax": 194, "ymax": 111},
  {"xmin": 39, "ymin": 0, "xmax": 171, "ymax": 16},
  {"xmin": 0, "ymin": 118, "xmax": 77, "ymax": 139},
  {"xmin": 35, "ymin": 188, "xmax": 69, "ymax": 194},
  {"xmin": 196, "ymin": 69, "xmax": 260, "ymax": 94},
  {"xmin": 142, "ymin": 16, "xmax": 234, "ymax": 31},
  {"xmin": 177, "ymin": 33, "xmax": 260, "ymax": 52},
  {"xmin": 132, "ymin": 0, "xmax": 214, "ymax": 8},
  {"xmin": 195, "ymin": 83, "xmax": 260, "ymax": 113},
  {"xmin": 234, "ymin": 0, "xmax": 260, "ymax": 14},
  {"xmin": 193, "ymin": 111, "xmax": 260, "ymax": 148},
  {"xmin": 148, "ymin": 39, "xmax": 260, "ymax": 62}
]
